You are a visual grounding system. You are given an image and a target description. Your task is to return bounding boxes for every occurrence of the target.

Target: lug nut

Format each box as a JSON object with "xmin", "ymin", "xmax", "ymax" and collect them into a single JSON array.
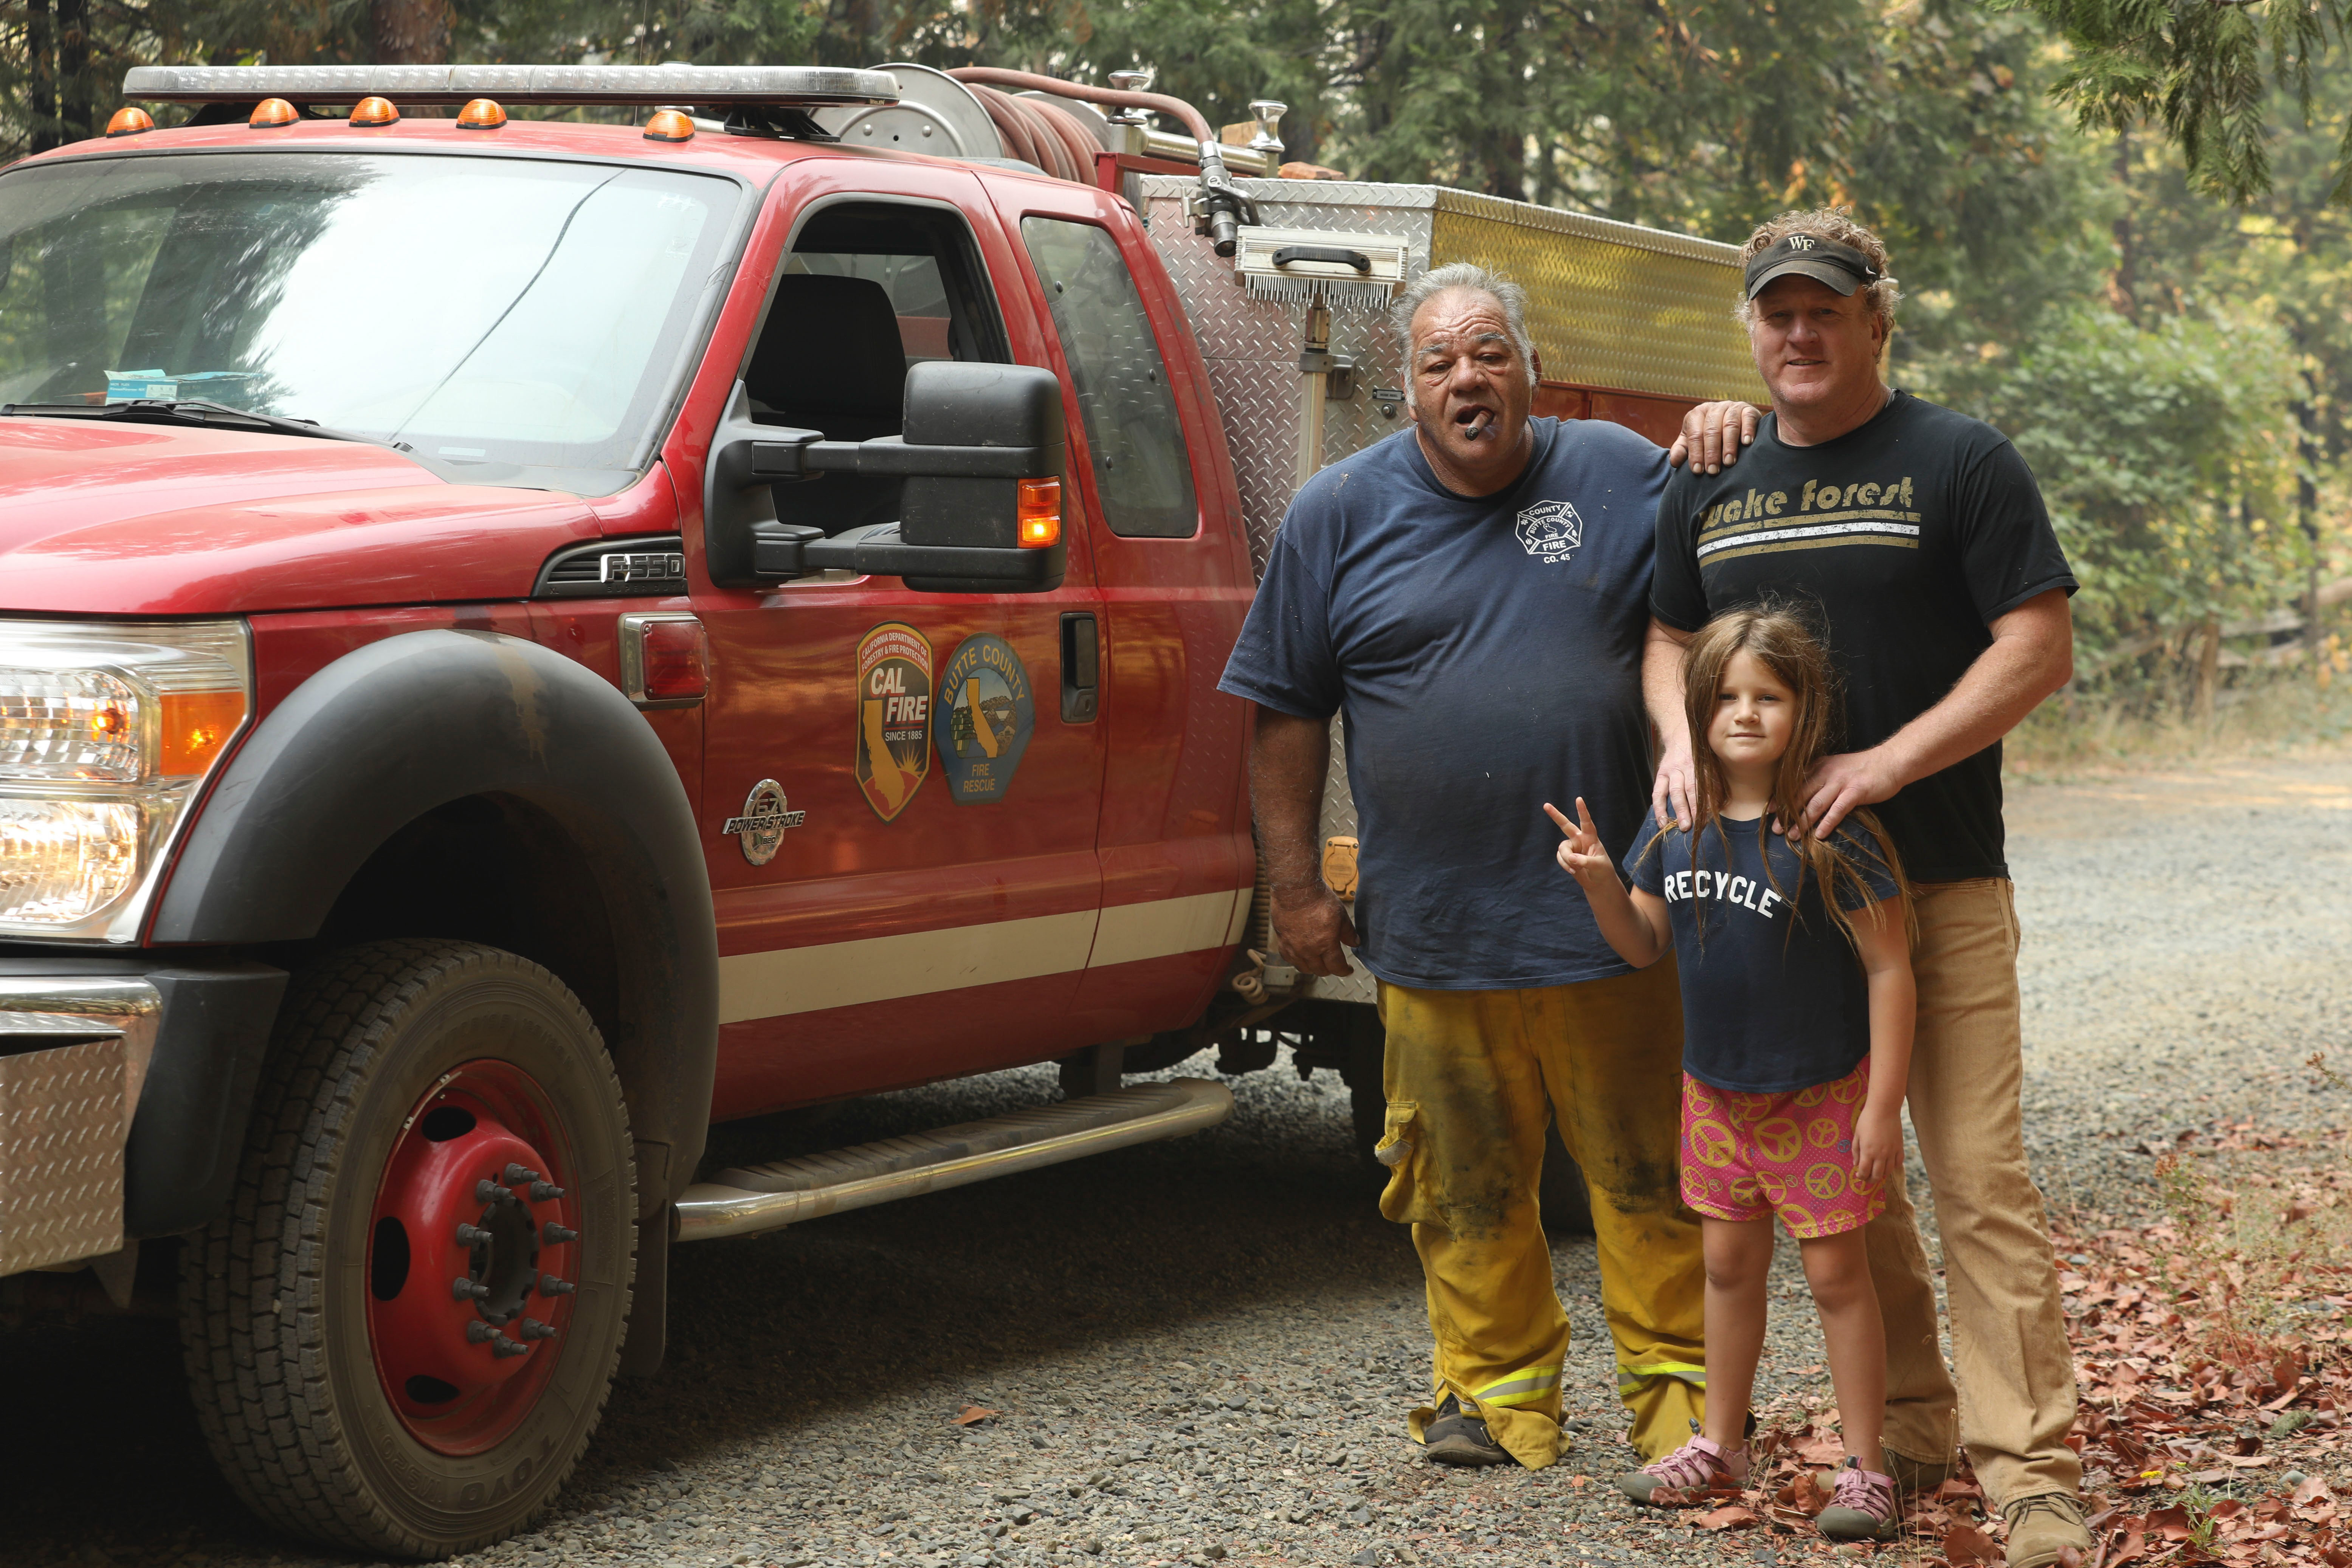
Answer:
[
  {"xmin": 451, "ymin": 1276, "xmax": 490, "ymax": 1302},
  {"xmin": 529, "ymin": 1180, "xmax": 565, "ymax": 1202},
  {"xmin": 466, "ymin": 1320, "xmax": 498, "ymax": 1344},
  {"xmin": 474, "ymin": 1178, "xmax": 509, "ymax": 1204},
  {"xmin": 539, "ymin": 1273, "xmax": 577, "ymax": 1297},
  {"xmin": 544, "ymin": 1224, "xmax": 578, "ymax": 1244},
  {"xmin": 454, "ymin": 1222, "xmax": 489, "ymax": 1247},
  {"xmin": 491, "ymin": 1336, "xmax": 532, "ymax": 1359},
  {"xmin": 502, "ymin": 1163, "xmax": 541, "ymax": 1186},
  {"xmin": 520, "ymin": 1317, "xmax": 559, "ymax": 1341}
]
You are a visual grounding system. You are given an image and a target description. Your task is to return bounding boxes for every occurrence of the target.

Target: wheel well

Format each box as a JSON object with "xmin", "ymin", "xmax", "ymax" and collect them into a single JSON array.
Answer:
[{"xmin": 313, "ymin": 795, "xmax": 622, "ymax": 1047}]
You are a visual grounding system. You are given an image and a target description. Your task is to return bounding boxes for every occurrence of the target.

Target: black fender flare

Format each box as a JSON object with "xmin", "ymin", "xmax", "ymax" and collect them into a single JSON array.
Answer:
[{"xmin": 151, "ymin": 630, "xmax": 719, "ymax": 1246}]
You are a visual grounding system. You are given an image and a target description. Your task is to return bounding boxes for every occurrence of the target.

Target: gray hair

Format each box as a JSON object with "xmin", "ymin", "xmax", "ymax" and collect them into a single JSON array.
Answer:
[{"xmin": 1390, "ymin": 262, "xmax": 1540, "ymax": 386}]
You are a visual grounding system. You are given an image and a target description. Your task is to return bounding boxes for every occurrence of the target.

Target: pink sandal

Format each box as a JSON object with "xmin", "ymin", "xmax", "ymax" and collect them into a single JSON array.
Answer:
[
  {"xmin": 1817, "ymin": 1456, "xmax": 1899, "ymax": 1540},
  {"xmin": 1617, "ymin": 1422, "xmax": 1751, "ymax": 1506}
]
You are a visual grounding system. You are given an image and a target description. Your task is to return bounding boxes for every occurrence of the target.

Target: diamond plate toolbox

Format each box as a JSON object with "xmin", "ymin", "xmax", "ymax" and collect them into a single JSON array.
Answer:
[{"xmin": 1, "ymin": 1034, "xmax": 126, "ymax": 1275}]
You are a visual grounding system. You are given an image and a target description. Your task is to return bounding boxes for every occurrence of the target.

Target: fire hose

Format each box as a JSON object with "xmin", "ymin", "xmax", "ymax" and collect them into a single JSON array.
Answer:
[{"xmin": 944, "ymin": 67, "xmax": 1259, "ymax": 254}]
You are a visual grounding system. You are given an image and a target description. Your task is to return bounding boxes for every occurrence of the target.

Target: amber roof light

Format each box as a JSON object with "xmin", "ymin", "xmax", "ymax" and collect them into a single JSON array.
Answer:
[
  {"xmin": 349, "ymin": 95, "xmax": 399, "ymax": 127},
  {"xmin": 248, "ymin": 97, "xmax": 300, "ymax": 129},
  {"xmin": 105, "ymin": 106, "xmax": 155, "ymax": 137},
  {"xmin": 642, "ymin": 109, "xmax": 695, "ymax": 143},
  {"xmin": 456, "ymin": 98, "xmax": 507, "ymax": 130}
]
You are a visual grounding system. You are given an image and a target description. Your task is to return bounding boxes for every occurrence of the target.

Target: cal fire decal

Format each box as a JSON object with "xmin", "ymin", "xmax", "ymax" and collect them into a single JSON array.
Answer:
[
  {"xmin": 934, "ymin": 634, "xmax": 1035, "ymax": 805},
  {"xmin": 854, "ymin": 622, "xmax": 933, "ymax": 821}
]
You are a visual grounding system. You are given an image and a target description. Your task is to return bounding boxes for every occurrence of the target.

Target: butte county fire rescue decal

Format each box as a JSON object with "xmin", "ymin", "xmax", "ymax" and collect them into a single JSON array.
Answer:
[
  {"xmin": 934, "ymin": 634, "xmax": 1034, "ymax": 804},
  {"xmin": 855, "ymin": 622, "xmax": 933, "ymax": 821}
]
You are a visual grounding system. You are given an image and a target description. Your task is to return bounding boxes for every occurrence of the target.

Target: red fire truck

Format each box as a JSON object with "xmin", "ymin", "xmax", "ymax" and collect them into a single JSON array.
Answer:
[{"xmin": 0, "ymin": 63, "xmax": 1762, "ymax": 1556}]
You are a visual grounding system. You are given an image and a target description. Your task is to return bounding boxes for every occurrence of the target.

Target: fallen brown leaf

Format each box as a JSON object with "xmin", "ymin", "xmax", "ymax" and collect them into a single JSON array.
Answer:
[
  {"xmin": 1944, "ymin": 1522, "xmax": 2004, "ymax": 1564},
  {"xmin": 1695, "ymin": 1504, "xmax": 1758, "ymax": 1531},
  {"xmin": 952, "ymin": 1405, "xmax": 998, "ymax": 1425}
]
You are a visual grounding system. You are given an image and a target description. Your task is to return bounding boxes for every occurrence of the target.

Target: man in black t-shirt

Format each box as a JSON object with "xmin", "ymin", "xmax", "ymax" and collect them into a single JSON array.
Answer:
[{"xmin": 1648, "ymin": 212, "xmax": 2090, "ymax": 1568}]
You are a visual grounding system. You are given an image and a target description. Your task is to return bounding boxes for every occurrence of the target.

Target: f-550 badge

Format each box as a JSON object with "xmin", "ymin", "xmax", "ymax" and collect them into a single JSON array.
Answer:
[{"xmin": 722, "ymin": 779, "xmax": 806, "ymax": 866}]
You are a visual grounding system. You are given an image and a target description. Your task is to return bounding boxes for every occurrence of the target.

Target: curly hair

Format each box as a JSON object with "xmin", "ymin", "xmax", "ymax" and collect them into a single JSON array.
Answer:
[{"xmin": 1734, "ymin": 208, "xmax": 1903, "ymax": 333}]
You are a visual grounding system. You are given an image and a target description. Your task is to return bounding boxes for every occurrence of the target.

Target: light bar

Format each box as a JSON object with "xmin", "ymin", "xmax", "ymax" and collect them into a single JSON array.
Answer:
[{"xmin": 122, "ymin": 64, "xmax": 900, "ymax": 109}]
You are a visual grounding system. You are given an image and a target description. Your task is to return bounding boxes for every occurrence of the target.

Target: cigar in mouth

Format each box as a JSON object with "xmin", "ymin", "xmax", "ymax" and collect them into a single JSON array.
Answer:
[{"xmin": 1464, "ymin": 411, "xmax": 1493, "ymax": 440}]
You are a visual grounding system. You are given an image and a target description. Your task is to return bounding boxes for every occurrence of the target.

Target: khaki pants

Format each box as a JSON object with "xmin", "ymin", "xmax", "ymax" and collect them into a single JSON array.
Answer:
[
  {"xmin": 1867, "ymin": 878, "xmax": 2081, "ymax": 1506},
  {"xmin": 1375, "ymin": 963, "xmax": 1707, "ymax": 1469}
]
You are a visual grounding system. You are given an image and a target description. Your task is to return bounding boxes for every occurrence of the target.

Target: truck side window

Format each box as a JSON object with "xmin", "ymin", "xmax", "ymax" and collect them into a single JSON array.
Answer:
[
  {"xmin": 745, "ymin": 202, "xmax": 1007, "ymax": 535},
  {"xmin": 1019, "ymin": 218, "xmax": 1197, "ymax": 540}
]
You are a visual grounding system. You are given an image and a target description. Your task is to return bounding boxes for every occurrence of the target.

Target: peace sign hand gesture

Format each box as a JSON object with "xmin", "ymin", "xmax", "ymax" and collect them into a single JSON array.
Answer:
[{"xmin": 1543, "ymin": 797, "xmax": 1616, "ymax": 890}]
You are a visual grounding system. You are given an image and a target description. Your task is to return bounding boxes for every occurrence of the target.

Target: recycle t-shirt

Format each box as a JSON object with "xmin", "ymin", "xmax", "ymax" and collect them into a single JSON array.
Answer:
[
  {"xmin": 1625, "ymin": 811, "xmax": 1900, "ymax": 1093},
  {"xmin": 1219, "ymin": 416, "xmax": 1666, "ymax": 990},
  {"xmin": 1650, "ymin": 391, "xmax": 2076, "ymax": 882}
]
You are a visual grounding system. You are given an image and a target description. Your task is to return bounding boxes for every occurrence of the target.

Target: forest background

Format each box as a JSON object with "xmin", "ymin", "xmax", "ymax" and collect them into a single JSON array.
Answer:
[{"xmin": 2, "ymin": 0, "xmax": 2348, "ymax": 755}]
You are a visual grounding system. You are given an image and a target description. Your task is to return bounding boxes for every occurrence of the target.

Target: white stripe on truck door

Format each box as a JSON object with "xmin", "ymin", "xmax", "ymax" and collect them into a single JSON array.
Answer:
[{"xmin": 716, "ymin": 888, "xmax": 1250, "ymax": 1025}]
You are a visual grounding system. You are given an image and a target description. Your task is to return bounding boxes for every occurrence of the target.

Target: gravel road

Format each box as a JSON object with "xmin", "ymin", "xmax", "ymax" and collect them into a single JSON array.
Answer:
[{"xmin": 8, "ymin": 752, "xmax": 2349, "ymax": 1568}]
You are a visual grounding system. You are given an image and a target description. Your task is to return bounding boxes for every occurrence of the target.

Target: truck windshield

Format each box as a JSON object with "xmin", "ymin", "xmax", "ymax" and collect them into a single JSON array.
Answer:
[{"xmin": 0, "ymin": 151, "xmax": 742, "ymax": 494}]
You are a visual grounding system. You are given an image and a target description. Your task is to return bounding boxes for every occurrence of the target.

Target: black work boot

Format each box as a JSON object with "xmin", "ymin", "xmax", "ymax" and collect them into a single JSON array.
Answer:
[{"xmin": 1423, "ymin": 1393, "xmax": 1514, "ymax": 1467}]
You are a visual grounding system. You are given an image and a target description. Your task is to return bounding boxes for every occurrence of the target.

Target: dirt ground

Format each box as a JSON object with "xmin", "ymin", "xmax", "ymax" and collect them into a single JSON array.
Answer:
[{"xmin": 4, "ymin": 750, "xmax": 2348, "ymax": 1568}]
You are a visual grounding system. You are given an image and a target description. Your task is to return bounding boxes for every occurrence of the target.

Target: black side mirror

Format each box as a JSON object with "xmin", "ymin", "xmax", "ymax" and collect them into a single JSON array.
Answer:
[{"xmin": 702, "ymin": 361, "xmax": 1069, "ymax": 593}]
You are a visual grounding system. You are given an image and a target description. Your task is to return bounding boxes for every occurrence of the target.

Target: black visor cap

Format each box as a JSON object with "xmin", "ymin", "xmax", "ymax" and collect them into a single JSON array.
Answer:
[{"xmin": 1743, "ymin": 234, "xmax": 1881, "ymax": 299}]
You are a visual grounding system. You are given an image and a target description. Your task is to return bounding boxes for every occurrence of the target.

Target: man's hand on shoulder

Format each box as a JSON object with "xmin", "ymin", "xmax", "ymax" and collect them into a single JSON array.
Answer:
[
  {"xmin": 1270, "ymin": 881, "xmax": 1360, "ymax": 978},
  {"xmin": 1667, "ymin": 402, "xmax": 1764, "ymax": 474},
  {"xmin": 1795, "ymin": 746, "xmax": 1907, "ymax": 841}
]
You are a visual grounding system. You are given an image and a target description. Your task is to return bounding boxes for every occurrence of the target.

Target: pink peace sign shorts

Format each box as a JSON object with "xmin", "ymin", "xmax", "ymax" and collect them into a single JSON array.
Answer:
[{"xmin": 1678, "ymin": 1060, "xmax": 1887, "ymax": 1239}]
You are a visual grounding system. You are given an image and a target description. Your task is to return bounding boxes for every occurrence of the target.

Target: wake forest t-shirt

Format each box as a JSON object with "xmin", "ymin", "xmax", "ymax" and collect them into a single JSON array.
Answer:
[
  {"xmin": 1651, "ymin": 391, "xmax": 2076, "ymax": 882},
  {"xmin": 1219, "ymin": 417, "xmax": 1667, "ymax": 989},
  {"xmin": 1625, "ymin": 812, "xmax": 1900, "ymax": 1093}
]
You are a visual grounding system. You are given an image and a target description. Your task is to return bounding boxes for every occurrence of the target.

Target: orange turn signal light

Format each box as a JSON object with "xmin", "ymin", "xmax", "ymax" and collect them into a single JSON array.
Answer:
[
  {"xmin": 349, "ymin": 95, "xmax": 399, "ymax": 127},
  {"xmin": 105, "ymin": 106, "xmax": 155, "ymax": 138},
  {"xmin": 159, "ymin": 690, "xmax": 247, "ymax": 776},
  {"xmin": 1017, "ymin": 478, "xmax": 1062, "ymax": 549},
  {"xmin": 643, "ymin": 109, "xmax": 696, "ymax": 143},
  {"xmin": 249, "ymin": 97, "xmax": 300, "ymax": 129},
  {"xmin": 456, "ymin": 98, "xmax": 507, "ymax": 130}
]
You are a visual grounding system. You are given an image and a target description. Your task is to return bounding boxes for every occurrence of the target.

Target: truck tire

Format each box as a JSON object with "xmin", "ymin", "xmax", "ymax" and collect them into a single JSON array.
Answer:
[
  {"xmin": 180, "ymin": 940, "xmax": 636, "ymax": 1559},
  {"xmin": 1340, "ymin": 1012, "xmax": 1594, "ymax": 1234}
]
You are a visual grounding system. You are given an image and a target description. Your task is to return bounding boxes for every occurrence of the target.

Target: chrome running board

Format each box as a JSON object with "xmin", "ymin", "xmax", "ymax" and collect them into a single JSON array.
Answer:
[{"xmin": 674, "ymin": 1076, "xmax": 1233, "ymax": 1242}]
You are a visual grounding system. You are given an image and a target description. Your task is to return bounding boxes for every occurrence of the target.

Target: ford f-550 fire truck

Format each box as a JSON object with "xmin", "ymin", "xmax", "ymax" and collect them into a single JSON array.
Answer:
[{"xmin": 0, "ymin": 61, "xmax": 1763, "ymax": 1556}]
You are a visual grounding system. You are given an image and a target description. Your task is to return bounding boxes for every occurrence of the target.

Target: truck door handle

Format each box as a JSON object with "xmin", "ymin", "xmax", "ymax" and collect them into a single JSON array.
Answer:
[{"xmin": 1060, "ymin": 613, "xmax": 1099, "ymax": 723}]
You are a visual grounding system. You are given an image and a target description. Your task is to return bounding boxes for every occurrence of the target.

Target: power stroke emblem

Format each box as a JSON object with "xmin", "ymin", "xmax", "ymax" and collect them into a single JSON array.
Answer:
[
  {"xmin": 1515, "ymin": 498, "xmax": 1583, "ymax": 565},
  {"xmin": 722, "ymin": 779, "xmax": 806, "ymax": 866},
  {"xmin": 854, "ymin": 621, "xmax": 933, "ymax": 822},
  {"xmin": 934, "ymin": 633, "xmax": 1036, "ymax": 804}
]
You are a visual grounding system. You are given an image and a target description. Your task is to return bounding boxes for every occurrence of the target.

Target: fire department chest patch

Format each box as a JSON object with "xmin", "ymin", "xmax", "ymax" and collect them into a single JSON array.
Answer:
[
  {"xmin": 854, "ymin": 622, "xmax": 933, "ymax": 822},
  {"xmin": 1516, "ymin": 498, "xmax": 1583, "ymax": 564},
  {"xmin": 934, "ymin": 634, "xmax": 1034, "ymax": 805}
]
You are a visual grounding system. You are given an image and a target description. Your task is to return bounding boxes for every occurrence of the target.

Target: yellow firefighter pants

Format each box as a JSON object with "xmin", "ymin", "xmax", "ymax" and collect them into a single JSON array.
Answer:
[{"xmin": 1375, "ymin": 963, "xmax": 1707, "ymax": 1469}]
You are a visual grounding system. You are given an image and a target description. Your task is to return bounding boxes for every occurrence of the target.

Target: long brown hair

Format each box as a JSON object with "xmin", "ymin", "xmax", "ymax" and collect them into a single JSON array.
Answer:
[{"xmin": 1670, "ymin": 605, "xmax": 1912, "ymax": 950}]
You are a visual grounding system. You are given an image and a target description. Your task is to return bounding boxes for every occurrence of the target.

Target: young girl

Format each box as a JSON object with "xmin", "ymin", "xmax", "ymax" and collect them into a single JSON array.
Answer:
[{"xmin": 1544, "ymin": 606, "xmax": 1914, "ymax": 1542}]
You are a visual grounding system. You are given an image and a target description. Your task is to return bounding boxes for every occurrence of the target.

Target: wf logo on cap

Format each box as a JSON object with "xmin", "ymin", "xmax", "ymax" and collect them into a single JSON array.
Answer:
[{"xmin": 1787, "ymin": 235, "xmax": 1818, "ymax": 250}]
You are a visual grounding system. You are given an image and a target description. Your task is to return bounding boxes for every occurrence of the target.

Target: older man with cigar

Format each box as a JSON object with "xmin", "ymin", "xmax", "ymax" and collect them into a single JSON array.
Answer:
[
  {"xmin": 1650, "ymin": 210, "xmax": 2088, "ymax": 1568},
  {"xmin": 1218, "ymin": 262, "xmax": 1755, "ymax": 1471}
]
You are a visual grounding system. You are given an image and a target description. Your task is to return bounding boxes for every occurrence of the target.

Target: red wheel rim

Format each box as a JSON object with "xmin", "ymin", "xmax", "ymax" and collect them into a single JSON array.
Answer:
[{"xmin": 365, "ymin": 1059, "xmax": 581, "ymax": 1456}]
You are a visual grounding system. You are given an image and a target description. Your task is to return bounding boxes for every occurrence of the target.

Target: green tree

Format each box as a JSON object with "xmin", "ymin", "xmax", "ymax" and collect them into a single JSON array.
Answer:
[{"xmin": 1997, "ymin": 0, "xmax": 2352, "ymax": 205}]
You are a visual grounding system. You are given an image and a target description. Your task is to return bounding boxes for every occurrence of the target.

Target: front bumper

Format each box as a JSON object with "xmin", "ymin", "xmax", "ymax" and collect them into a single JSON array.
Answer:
[{"xmin": 0, "ymin": 958, "xmax": 286, "ymax": 1274}]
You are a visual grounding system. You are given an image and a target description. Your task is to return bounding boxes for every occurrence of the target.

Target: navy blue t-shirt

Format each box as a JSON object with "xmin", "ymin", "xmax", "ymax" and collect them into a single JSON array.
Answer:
[
  {"xmin": 1218, "ymin": 417, "xmax": 1667, "ymax": 990},
  {"xmin": 1624, "ymin": 813, "xmax": 1900, "ymax": 1093}
]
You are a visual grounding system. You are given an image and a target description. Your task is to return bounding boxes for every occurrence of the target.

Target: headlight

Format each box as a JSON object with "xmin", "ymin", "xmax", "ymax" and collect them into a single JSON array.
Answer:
[{"xmin": 0, "ymin": 620, "xmax": 251, "ymax": 941}]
